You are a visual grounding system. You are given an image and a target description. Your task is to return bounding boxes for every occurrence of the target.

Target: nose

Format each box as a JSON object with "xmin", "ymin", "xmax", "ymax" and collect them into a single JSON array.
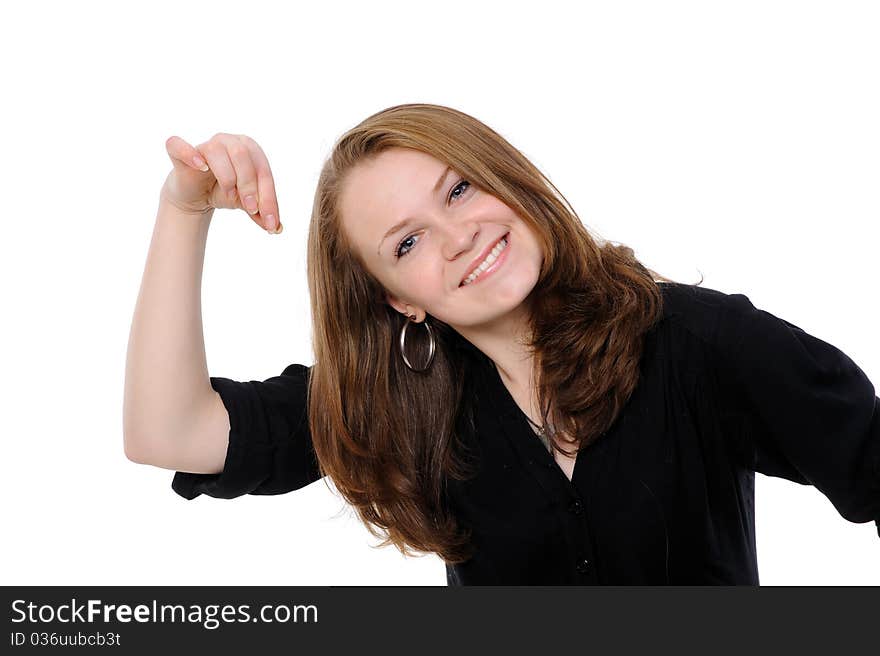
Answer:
[{"xmin": 441, "ymin": 221, "xmax": 480, "ymax": 260}]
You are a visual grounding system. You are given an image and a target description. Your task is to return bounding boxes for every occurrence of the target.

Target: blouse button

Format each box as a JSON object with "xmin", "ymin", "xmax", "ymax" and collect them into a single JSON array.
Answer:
[
  {"xmin": 576, "ymin": 558, "xmax": 590, "ymax": 574},
  {"xmin": 569, "ymin": 500, "xmax": 584, "ymax": 516}
]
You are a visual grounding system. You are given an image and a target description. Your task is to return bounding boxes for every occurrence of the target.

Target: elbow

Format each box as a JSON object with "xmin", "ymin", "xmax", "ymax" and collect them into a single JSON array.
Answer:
[
  {"xmin": 124, "ymin": 439, "xmax": 144, "ymax": 464},
  {"xmin": 123, "ymin": 432, "xmax": 154, "ymax": 465},
  {"xmin": 833, "ymin": 485, "xmax": 880, "ymax": 525}
]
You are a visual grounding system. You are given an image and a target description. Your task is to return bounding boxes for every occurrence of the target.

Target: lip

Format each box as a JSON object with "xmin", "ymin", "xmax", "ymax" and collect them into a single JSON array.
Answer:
[{"xmin": 459, "ymin": 232, "xmax": 511, "ymax": 287}]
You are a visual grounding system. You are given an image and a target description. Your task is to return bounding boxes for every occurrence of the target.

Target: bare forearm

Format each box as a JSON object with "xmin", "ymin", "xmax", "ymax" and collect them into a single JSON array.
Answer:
[{"xmin": 123, "ymin": 198, "xmax": 216, "ymax": 459}]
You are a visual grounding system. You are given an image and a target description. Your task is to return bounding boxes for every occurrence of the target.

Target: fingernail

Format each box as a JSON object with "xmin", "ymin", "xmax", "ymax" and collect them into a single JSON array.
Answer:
[
  {"xmin": 192, "ymin": 155, "xmax": 209, "ymax": 171},
  {"xmin": 244, "ymin": 195, "xmax": 258, "ymax": 214},
  {"xmin": 274, "ymin": 223, "xmax": 283, "ymax": 234}
]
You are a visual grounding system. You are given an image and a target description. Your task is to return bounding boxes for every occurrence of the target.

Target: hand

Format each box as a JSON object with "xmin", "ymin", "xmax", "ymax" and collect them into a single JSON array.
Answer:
[{"xmin": 160, "ymin": 133, "xmax": 282, "ymax": 233}]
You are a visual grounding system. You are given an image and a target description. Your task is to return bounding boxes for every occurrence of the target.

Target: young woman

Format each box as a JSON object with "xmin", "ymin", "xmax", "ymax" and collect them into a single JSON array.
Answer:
[{"xmin": 124, "ymin": 103, "xmax": 879, "ymax": 585}]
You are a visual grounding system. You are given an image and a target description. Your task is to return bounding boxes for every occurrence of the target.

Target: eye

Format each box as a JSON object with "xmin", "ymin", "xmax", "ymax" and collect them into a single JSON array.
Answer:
[
  {"xmin": 394, "ymin": 179, "xmax": 472, "ymax": 260},
  {"xmin": 394, "ymin": 233, "xmax": 420, "ymax": 259},
  {"xmin": 448, "ymin": 179, "xmax": 471, "ymax": 203}
]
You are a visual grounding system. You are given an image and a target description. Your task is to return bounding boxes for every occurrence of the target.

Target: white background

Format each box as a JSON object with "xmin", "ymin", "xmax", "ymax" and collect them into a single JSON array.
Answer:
[{"xmin": 1, "ymin": 0, "xmax": 877, "ymax": 585}]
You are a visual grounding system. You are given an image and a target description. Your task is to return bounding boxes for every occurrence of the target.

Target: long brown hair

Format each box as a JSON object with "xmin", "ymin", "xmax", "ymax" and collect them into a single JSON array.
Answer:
[{"xmin": 306, "ymin": 103, "xmax": 699, "ymax": 564}]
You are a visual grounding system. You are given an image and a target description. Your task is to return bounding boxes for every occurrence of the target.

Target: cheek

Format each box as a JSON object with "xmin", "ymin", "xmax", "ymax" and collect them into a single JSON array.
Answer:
[
  {"xmin": 395, "ymin": 267, "xmax": 435, "ymax": 298},
  {"xmin": 484, "ymin": 196, "xmax": 518, "ymax": 216}
]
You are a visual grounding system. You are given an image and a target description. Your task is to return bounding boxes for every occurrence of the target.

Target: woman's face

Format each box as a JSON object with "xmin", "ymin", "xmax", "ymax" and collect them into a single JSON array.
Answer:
[{"xmin": 338, "ymin": 147, "xmax": 543, "ymax": 332}]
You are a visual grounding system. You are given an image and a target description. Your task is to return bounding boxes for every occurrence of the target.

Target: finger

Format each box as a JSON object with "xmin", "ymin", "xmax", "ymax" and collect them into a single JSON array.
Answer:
[
  {"xmin": 242, "ymin": 138, "xmax": 282, "ymax": 232},
  {"xmin": 165, "ymin": 135, "xmax": 210, "ymax": 172},
  {"xmin": 197, "ymin": 139, "xmax": 238, "ymax": 204},
  {"xmin": 225, "ymin": 137, "xmax": 266, "ymax": 228},
  {"xmin": 257, "ymin": 175, "xmax": 281, "ymax": 233}
]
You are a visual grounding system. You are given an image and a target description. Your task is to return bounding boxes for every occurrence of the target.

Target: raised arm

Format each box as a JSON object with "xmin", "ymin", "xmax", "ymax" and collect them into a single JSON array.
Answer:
[{"xmin": 123, "ymin": 134, "xmax": 282, "ymax": 473}]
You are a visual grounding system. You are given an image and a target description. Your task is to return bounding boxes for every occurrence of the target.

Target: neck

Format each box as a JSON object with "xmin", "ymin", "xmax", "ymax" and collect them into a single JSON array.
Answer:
[{"xmin": 453, "ymin": 300, "xmax": 538, "ymax": 396}]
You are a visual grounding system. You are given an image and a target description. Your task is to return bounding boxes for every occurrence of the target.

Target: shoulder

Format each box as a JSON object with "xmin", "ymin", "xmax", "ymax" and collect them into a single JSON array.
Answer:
[
  {"xmin": 652, "ymin": 282, "xmax": 786, "ymax": 373},
  {"xmin": 656, "ymin": 281, "xmax": 756, "ymax": 348},
  {"xmin": 281, "ymin": 363, "xmax": 312, "ymax": 377},
  {"xmin": 658, "ymin": 281, "xmax": 742, "ymax": 319},
  {"xmin": 656, "ymin": 282, "xmax": 830, "ymax": 375}
]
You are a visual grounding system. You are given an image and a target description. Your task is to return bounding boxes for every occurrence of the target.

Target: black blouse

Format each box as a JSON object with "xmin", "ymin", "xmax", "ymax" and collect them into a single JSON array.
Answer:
[{"xmin": 172, "ymin": 283, "xmax": 880, "ymax": 584}]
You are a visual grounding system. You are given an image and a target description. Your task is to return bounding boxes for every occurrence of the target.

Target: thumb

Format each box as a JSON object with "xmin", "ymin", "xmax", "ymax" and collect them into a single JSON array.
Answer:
[{"xmin": 166, "ymin": 135, "xmax": 210, "ymax": 172}]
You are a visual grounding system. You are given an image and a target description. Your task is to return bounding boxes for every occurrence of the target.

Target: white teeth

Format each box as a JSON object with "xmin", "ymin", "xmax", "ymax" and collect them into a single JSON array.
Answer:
[{"xmin": 462, "ymin": 236, "xmax": 508, "ymax": 286}]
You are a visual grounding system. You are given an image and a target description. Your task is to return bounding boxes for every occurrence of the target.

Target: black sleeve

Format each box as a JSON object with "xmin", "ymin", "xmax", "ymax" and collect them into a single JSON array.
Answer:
[
  {"xmin": 171, "ymin": 363, "xmax": 323, "ymax": 500},
  {"xmin": 712, "ymin": 291, "xmax": 880, "ymax": 535}
]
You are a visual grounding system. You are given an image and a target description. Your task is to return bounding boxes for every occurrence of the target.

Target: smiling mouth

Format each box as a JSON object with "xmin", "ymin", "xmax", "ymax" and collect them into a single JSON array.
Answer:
[{"xmin": 459, "ymin": 232, "xmax": 510, "ymax": 287}]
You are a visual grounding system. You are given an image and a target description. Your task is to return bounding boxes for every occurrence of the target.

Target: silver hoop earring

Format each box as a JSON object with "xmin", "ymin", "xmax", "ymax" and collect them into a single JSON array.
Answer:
[{"xmin": 399, "ymin": 316, "xmax": 436, "ymax": 372}]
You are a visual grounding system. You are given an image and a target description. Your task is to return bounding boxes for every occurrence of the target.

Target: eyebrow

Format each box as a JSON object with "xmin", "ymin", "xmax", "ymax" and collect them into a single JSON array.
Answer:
[{"xmin": 376, "ymin": 165, "xmax": 453, "ymax": 256}]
